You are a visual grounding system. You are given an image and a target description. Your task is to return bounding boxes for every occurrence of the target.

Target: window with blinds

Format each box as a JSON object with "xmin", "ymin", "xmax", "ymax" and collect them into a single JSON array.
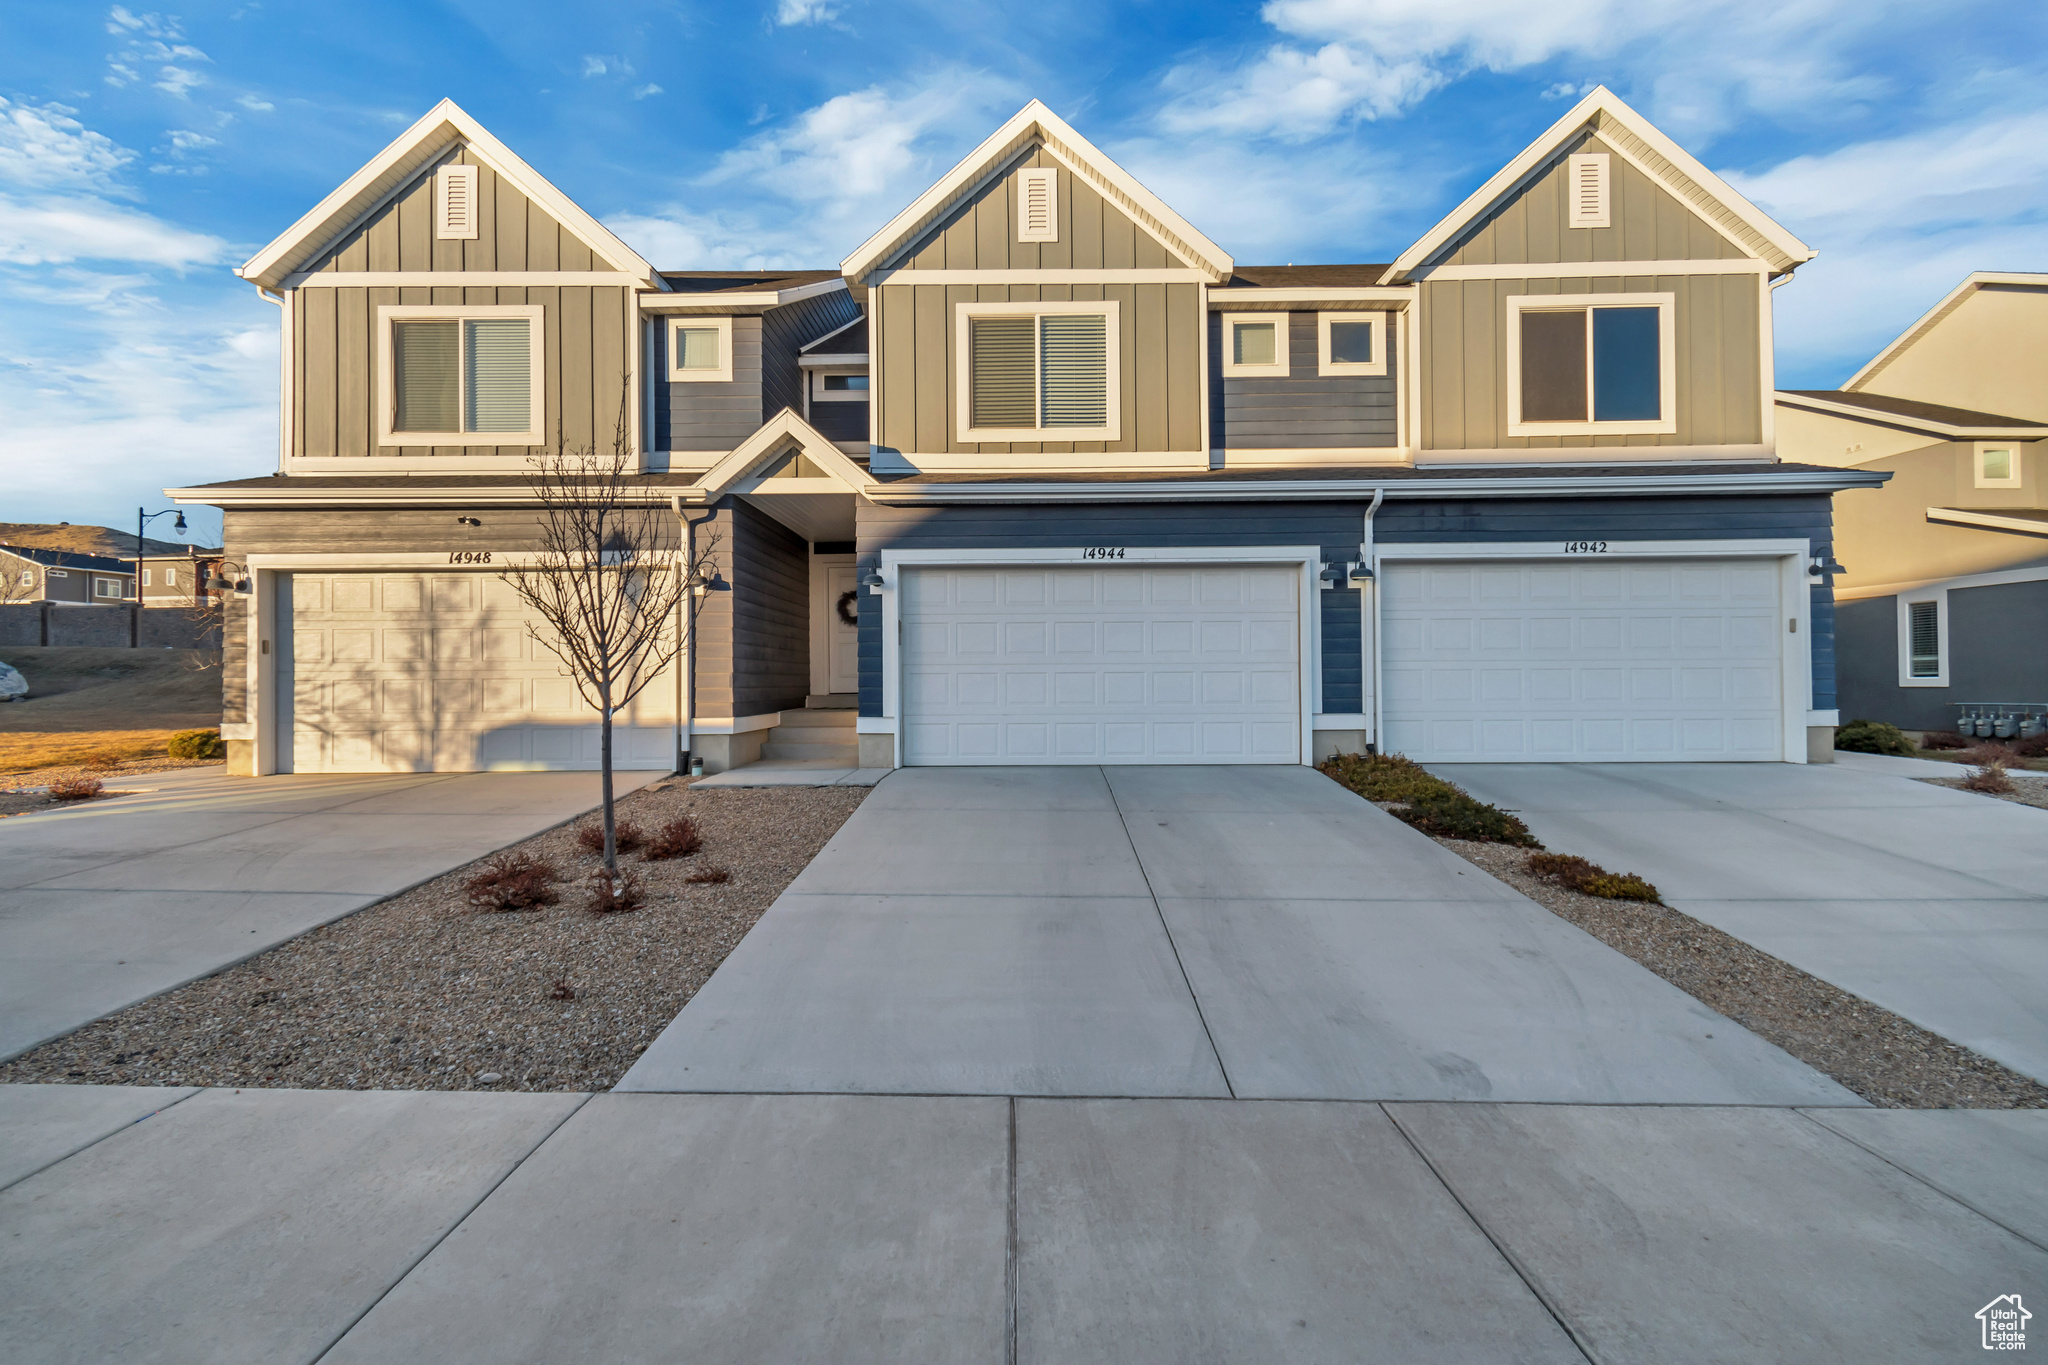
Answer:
[
  {"xmin": 967, "ymin": 310, "xmax": 1110, "ymax": 433},
  {"xmin": 1908, "ymin": 600, "xmax": 1941, "ymax": 679},
  {"xmin": 1567, "ymin": 152, "xmax": 1610, "ymax": 229},
  {"xmin": 390, "ymin": 312, "xmax": 534, "ymax": 436}
]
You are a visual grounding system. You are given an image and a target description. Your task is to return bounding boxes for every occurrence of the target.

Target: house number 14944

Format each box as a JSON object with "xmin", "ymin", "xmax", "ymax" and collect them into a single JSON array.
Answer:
[{"xmin": 1080, "ymin": 547, "xmax": 1127, "ymax": 560}]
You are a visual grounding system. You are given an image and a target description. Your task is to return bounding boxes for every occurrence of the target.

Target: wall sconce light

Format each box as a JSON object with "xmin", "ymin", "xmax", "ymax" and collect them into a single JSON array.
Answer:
[
  {"xmin": 456, "ymin": 516, "xmax": 482, "ymax": 526},
  {"xmin": 860, "ymin": 569, "xmax": 885, "ymax": 594}
]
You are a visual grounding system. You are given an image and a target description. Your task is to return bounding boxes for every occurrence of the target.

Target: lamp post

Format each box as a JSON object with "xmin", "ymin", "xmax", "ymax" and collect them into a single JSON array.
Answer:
[{"xmin": 134, "ymin": 506, "xmax": 187, "ymax": 647}]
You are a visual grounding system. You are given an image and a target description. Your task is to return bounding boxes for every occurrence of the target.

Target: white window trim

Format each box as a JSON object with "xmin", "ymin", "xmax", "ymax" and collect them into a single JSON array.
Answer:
[
  {"xmin": 1220, "ymin": 312, "xmax": 1290, "ymax": 379},
  {"xmin": 1317, "ymin": 311, "xmax": 1387, "ymax": 377},
  {"xmin": 142, "ymin": 569, "xmax": 152, "ymax": 587},
  {"xmin": 1974, "ymin": 442, "xmax": 2024, "ymax": 489},
  {"xmin": 1897, "ymin": 588, "xmax": 1949, "ymax": 688},
  {"xmin": 94, "ymin": 578, "xmax": 124, "ymax": 599},
  {"xmin": 954, "ymin": 299, "xmax": 1121, "ymax": 443},
  {"xmin": 376, "ymin": 304, "xmax": 546, "ymax": 448},
  {"xmin": 1505, "ymin": 292, "xmax": 1678, "ymax": 438},
  {"xmin": 1016, "ymin": 167, "xmax": 1058, "ymax": 244},
  {"xmin": 46, "ymin": 568, "xmax": 67, "ymax": 579},
  {"xmin": 811, "ymin": 368, "xmax": 870, "ymax": 403},
  {"xmin": 435, "ymin": 164, "xmax": 480, "ymax": 241},
  {"xmin": 668, "ymin": 315, "xmax": 735, "ymax": 384},
  {"xmin": 1566, "ymin": 152, "xmax": 1611, "ymax": 230},
  {"xmin": 17, "ymin": 571, "xmax": 30, "ymax": 586}
]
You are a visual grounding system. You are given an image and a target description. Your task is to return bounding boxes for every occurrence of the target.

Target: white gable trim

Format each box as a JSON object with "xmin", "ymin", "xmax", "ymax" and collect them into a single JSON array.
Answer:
[
  {"xmin": 839, "ymin": 99, "xmax": 1233, "ymax": 284},
  {"xmin": 239, "ymin": 98, "xmax": 657, "ymax": 291},
  {"xmin": 677, "ymin": 409, "xmax": 874, "ymax": 504},
  {"xmin": 1843, "ymin": 271, "xmax": 2048, "ymax": 392},
  {"xmin": 1386, "ymin": 86, "xmax": 1814, "ymax": 282}
]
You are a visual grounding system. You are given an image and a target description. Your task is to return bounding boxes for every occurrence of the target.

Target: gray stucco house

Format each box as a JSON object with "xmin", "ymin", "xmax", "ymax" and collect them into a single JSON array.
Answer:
[{"xmin": 171, "ymin": 88, "xmax": 1880, "ymax": 776}]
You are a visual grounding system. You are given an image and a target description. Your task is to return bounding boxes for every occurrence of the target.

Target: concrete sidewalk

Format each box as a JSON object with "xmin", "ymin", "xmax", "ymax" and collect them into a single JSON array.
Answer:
[
  {"xmin": 1440, "ymin": 761, "xmax": 2048, "ymax": 1083},
  {"xmin": 0, "ymin": 767, "xmax": 662, "ymax": 1061},
  {"xmin": 620, "ymin": 765, "xmax": 1855, "ymax": 1105},
  {"xmin": 5, "ymin": 1083, "xmax": 2041, "ymax": 1364}
]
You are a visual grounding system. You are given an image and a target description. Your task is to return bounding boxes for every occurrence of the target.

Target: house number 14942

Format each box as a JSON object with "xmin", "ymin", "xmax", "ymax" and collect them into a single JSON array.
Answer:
[{"xmin": 1562, "ymin": 541, "xmax": 1608, "ymax": 554}]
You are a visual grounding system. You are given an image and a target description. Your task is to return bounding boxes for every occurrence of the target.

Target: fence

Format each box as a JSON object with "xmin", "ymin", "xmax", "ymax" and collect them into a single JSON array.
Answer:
[{"xmin": 0, "ymin": 603, "xmax": 223, "ymax": 650}]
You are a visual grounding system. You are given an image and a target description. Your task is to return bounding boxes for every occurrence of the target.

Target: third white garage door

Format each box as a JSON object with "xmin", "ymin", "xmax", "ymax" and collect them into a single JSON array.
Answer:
[
  {"xmin": 1380, "ymin": 558, "xmax": 1785, "ymax": 762},
  {"xmin": 900, "ymin": 564, "xmax": 1302, "ymax": 765}
]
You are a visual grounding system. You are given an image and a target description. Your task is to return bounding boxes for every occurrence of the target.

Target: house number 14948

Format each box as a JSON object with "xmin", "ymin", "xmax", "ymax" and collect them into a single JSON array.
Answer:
[{"xmin": 447, "ymin": 550, "xmax": 494, "ymax": 564}]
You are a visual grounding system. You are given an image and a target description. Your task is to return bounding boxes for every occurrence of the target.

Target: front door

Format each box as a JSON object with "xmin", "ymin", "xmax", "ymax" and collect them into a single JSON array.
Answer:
[{"xmin": 826, "ymin": 564, "xmax": 859, "ymax": 694}]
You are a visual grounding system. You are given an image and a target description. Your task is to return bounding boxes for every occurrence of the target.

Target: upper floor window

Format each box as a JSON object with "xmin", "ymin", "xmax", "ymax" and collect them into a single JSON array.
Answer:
[
  {"xmin": 142, "ymin": 569, "xmax": 152, "ymax": 587},
  {"xmin": 1975, "ymin": 444, "xmax": 2022, "ymax": 488},
  {"xmin": 1220, "ymin": 314, "xmax": 1289, "ymax": 378},
  {"xmin": 669, "ymin": 316, "xmax": 734, "ymax": 384},
  {"xmin": 165, "ymin": 566, "xmax": 177, "ymax": 587},
  {"xmin": 17, "ymin": 570, "xmax": 31, "ymax": 587},
  {"xmin": 957, "ymin": 301, "xmax": 1120, "ymax": 442},
  {"xmin": 813, "ymin": 371, "xmax": 868, "ymax": 402},
  {"xmin": 1506, "ymin": 293, "xmax": 1675, "ymax": 438},
  {"xmin": 379, "ymin": 305, "xmax": 544, "ymax": 447},
  {"xmin": 1318, "ymin": 312, "xmax": 1387, "ymax": 377}
]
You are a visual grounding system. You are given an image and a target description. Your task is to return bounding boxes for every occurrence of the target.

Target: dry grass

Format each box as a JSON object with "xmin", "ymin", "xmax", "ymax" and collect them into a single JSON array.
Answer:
[
  {"xmin": 0, "ymin": 647, "xmax": 222, "ymax": 776},
  {"xmin": 0, "ymin": 729, "xmax": 186, "ymax": 775}
]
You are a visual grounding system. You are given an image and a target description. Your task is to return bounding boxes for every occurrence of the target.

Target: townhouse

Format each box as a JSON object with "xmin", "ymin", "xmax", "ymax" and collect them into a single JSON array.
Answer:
[{"xmin": 171, "ymin": 88, "xmax": 1882, "ymax": 776}]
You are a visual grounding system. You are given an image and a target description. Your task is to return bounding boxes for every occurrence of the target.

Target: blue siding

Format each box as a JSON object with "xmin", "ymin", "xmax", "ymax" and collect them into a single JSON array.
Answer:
[
  {"xmin": 1209, "ymin": 311, "xmax": 1399, "ymax": 451},
  {"xmin": 1321, "ymin": 586, "xmax": 1362, "ymax": 713}
]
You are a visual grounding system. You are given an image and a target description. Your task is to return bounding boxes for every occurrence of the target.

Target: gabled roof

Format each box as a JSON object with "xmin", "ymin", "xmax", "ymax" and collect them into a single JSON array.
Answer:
[
  {"xmin": 1386, "ymin": 86, "xmax": 1815, "ymax": 281},
  {"xmin": 0, "ymin": 546, "xmax": 135, "ymax": 573},
  {"xmin": 839, "ymin": 100, "xmax": 1234, "ymax": 284},
  {"xmin": 798, "ymin": 315, "xmax": 867, "ymax": 365},
  {"xmin": 677, "ymin": 408, "xmax": 874, "ymax": 504},
  {"xmin": 238, "ymin": 98, "xmax": 657, "ymax": 291},
  {"xmin": 1776, "ymin": 389, "xmax": 2048, "ymax": 437},
  {"xmin": 1843, "ymin": 272, "xmax": 2048, "ymax": 392}
]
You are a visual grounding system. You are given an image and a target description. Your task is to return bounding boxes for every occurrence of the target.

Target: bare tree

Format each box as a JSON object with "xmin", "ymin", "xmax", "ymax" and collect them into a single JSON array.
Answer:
[
  {"xmin": 0, "ymin": 560, "xmax": 35, "ymax": 607},
  {"xmin": 500, "ymin": 403, "xmax": 715, "ymax": 881}
]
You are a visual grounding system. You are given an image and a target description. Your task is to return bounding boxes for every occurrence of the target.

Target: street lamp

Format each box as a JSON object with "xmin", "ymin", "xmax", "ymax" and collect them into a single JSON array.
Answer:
[{"xmin": 134, "ymin": 506, "xmax": 187, "ymax": 647}]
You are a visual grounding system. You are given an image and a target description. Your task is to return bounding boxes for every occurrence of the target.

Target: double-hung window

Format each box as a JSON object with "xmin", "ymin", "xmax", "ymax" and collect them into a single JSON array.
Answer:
[
  {"xmin": 379, "ymin": 305, "xmax": 545, "ymax": 446},
  {"xmin": 957, "ymin": 301, "xmax": 1120, "ymax": 442},
  {"xmin": 1899, "ymin": 592, "xmax": 1947, "ymax": 686},
  {"xmin": 1507, "ymin": 292, "xmax": 1675, "ymax": 437}
]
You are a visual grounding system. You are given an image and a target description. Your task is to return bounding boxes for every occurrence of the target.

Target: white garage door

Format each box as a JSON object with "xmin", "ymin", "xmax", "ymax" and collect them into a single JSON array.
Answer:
[
  {"xmin": 901, "ymin": 565, "xmax": 1301, "ymax": 765},
  {"xmin": 278, "ymin": 572, "xmax": 677, "ymax": 773},
  {"xmin": 1381, "ymin": 558, "xmax": 1784, "ymax": 762}
]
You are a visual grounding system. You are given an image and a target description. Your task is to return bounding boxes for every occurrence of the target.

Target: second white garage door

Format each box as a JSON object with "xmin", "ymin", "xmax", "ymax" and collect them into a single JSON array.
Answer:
[
  {"xmin": 1380, "ymin": 557, "xmax": 1785, "ymax": 762},
  {"xmin": 900, "ymin": 565, "xmax": 1302, "ymax": 765}
]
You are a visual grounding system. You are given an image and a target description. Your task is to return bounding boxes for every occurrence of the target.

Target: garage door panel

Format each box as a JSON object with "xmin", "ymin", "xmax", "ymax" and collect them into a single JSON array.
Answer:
[
  {"xmin": 901, "ymin": 565, "xmax": 1300, "ymax": 766},
  {"xmin": 1381, "ymin": 557, "xmax": 1783, "ymax": 763}
]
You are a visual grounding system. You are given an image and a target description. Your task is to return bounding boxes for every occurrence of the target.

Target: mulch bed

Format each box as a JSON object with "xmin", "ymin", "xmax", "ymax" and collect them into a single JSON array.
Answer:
[
  {"xmin": 1435, "ymin": 836, "xmax": 2048, "ymax": 1109},
  {"xmin": 1915, "ymin": 774, "xmax": 2048, "ymax": 811},
  {"xmin": 0, "ymin": 780, "xmax": 866, "ymax": 1093}
]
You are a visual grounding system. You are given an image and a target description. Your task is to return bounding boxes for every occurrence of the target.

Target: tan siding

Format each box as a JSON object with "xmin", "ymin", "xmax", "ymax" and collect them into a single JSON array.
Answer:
[
  {"xmin": 1419, "ymin": 274, "xmax": 1762, "ymax": 451},
  {"xmin": 897, "ymin": 144, "xmax": 1192, "ymax": 271},
  {"xmin": 301, "ymin": 288, "xmax": 336, "ymax": 457},
  {"xmin": 1445, "ymin": 133, "xmax": 1746, "ymax": 268}
]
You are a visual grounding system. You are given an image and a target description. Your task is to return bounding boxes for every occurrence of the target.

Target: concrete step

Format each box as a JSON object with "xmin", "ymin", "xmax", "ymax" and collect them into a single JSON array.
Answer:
[
  {"xmin": 805, "ymin": 694, "xmax": 858, "ymax": 710},
  {"xmin": 777, "ymin": 710, "xmax": 857, "ymax": 732},
  {"xmin": 761, "ymin": 741, "xmax": 861, "ymax": 762}
]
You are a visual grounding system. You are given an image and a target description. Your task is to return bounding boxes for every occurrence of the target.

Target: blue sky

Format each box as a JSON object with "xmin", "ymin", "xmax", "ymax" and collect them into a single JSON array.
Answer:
[{"xmin": 3, "ymin": 0, "xmax": 2044, "ymax": 545}]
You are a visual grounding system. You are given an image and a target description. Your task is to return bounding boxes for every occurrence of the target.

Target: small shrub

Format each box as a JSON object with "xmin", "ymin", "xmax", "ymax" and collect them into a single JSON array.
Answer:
[
  {"xmin": 2010, "ymin": 730, "xmax": 2048, "ymax": 760},
  {"xmin": 585, "ymin": 867, "xmax": 645, "ymax": 912},
  {"xmin": 1833, "ymin": 718, "xmax": 1914, "ymax": 756},
  {"xmin": 1393, "ymin": 792, "xmax": 1542, "ymax": 847},
  {"xmin": 684, "ymin": 865, "xmax": 731, "ymax": 885},
  {"xmin": 1919, "ymin": 730, "xmax": 1971, "ymax": 751},
  {"xmin": 166, "ymin": 728, "xmax": 228, "ymax": 761},
  {"xmin": 1527, "ymin": 852, "xmax": 1661, "ymax": 902},
  {"xmin": 576, "ymin": 819, "xmax": 646, "ymax": 855},
  {"xmin": 1318, "ymin": 752, "xmax": 1461, "ymax": 804},
  {"xmin": 1957, "ymin": 742, "xmax": 2021, "ymax": 769},
  {"xmin": 46, "ymin": 774, "xmax": 104, "ymax": 801},
  {"xmin": 462, "ymin": 851, "xmax": 560, "ymax": 911},
  {"xmin": 83, "ymin": 751, "xmax": 123, "ymax": 773},
  {"xmin": 642, "ymin": 815, "xmax": 703, "ymax": 861},
  {"xmin": 1961, "ymin": 763, "xmax": 2017, "ymax": 795}
]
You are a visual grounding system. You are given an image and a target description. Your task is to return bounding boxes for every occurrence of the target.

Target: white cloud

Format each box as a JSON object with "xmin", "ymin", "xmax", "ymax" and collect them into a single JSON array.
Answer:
[
  {"xmin": 774, "ymin": 0, "xmax": 840, "ymax": 25},
  {"xmin": 0, "ymin": 97, "xmax": 134, "ymax": 193},
  {"xmin": 632, "ymin": 83, "xmax": 663, "ymax": 100},
  {"xmin": 581, "ymin": 54, "xmax": 609, "ymax": 77},
  {"xmin": 0, "ymin": 194, "xmax": 227, "ymax": 268},
  {"xmin": 235, "ymin": 93, "xmax": 274, "ymax": 113},
  {"xmin": 1158, "ymin": 42, "xmax": 1443, "ymax": 141},
  {"xmin": 103, "ymin": 6, "xmax": 214, "ymax": 99},
  {"xmin": 153, "ymin": 64, "xmax": 207, "ymax": 98}
]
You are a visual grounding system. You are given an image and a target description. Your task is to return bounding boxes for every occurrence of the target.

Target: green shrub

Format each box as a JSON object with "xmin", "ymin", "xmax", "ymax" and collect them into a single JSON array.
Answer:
[
  {"xmin": 1834, "ymin": 719, "xmax": 1914, "ymax": 757},
  {"xmin": 1393, "ymin": 792, "xmax": 1542, "ymax": 847},
  {"xmin": 1527, "ymin": 852, "xmax": 1660, "ymax": 902},
  {"xmin": 1318, "ymin": 752, "xmax": 1461, "ymax": 803},
  {"xmin": 166, "ymin": 728, "xmax": 227, "ymax": 761}
]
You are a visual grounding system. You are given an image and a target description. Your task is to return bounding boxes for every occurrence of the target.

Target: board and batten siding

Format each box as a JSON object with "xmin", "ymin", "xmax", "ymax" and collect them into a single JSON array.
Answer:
[
  {"xmin": 293, "ymin": 145, "xmax": 634, "ymax": 460},
  {"xmin": 1418, "ymin": 273, "xmax": 1763, "ymax": 451},
  {"xmin": 1209, "ymin": 310, "xmax": 1399, "ymax": 451},
  {"xmin": 875, "ymin": 282, "xmax": 1205, "ymax": 458},
  {"xmin": 894, "ymin": 146, "xmax": 1194, "ymax": 274}
]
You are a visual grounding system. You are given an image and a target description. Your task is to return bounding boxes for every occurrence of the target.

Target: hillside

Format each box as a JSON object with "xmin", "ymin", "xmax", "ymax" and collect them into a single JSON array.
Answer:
[{"xmin": 0, "ymin": 523, "xmax": 222, "ymax": 559}]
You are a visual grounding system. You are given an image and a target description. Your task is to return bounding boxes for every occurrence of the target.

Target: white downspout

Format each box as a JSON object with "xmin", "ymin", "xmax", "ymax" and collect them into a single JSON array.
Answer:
[
  {"xmin": 672, "ymin": 495, "xmax": 697, "ymax": 771},
  {"xmin": 257, "ymin": 285, "xmax": 287, "ymax": 473},
  {"xmin": 1361, "ymin": 488, "xmax": 1385, "ymax": 752}
]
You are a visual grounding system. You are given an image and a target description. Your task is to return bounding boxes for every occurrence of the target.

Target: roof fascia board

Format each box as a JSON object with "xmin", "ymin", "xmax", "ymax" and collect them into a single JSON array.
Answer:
[
  {"xmin": 1207, "ymin": 287, "xmax": 1412, "ymax": 306},
  {"xmin": 1386, "ymin": 86, "xmax": 1813, "ymax": 281},
  {"xmin": 640, "ymin": 278, "xmax": 846, "ymax": 312},
  {"xmin": 239, "ymin": 98, "xmax": 656, "ymax": 291},
  {"xmin": 1925, "ymin": 507, "xmax": 2048, "ymax": 537},
  {"xmin": 679, "ymin": 409, "xmax": 873, "ymax": 502},
  {"xmin": 1843, "ymin": 271, "xmax": 2048, "ymax": 391},
  {"xmin": 797, "ymin": 314, "xmax": 865, "ymax": 353},
  {"xmin": 1773, "ymin": 390, "xmax": 2048, "ymax": 438},
  {"xmin": 863, "ymin": 469, "xmax": 1888, "ymax": 504},
  {"xmin": 840, "ymin": 99, "xmax": 1233, "ymax": 283}
]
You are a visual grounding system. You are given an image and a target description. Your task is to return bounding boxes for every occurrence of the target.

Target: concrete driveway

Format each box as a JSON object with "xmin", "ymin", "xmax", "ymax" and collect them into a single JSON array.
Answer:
[
  {"xmin": 621, "ymin": 765, "xmax": 1855, "ymax": 1105},
  {"xmin": 0, "ymin": 766, "xmax": 661, "ymax": 1061},
  {"xmin": 1440, "ymin": 759, "xmax": 2048, "ymax": 1084}
]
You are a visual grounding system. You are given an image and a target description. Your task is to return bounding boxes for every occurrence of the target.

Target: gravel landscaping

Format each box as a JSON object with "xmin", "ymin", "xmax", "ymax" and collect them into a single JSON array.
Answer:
[
  {"xmin": 1916, "ymin": 774, "xmax": 2048, "ymax": 811},
  {"xmin": 1435, "ymin": 835, "xmax": 2048, "ymax": 1109},
  {"xmin": 0, "ymin": 779, "xmax": 866, "ymax": 1093}
]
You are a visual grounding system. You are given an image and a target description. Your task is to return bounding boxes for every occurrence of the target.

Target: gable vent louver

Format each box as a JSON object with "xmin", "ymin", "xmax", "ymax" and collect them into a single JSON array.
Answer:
[
  {"xmin": 436, "ymin": 163, "xmax": 480, "ymax": 240},
  {"xmin": 1017, "ymin": 167, "xmax": 1058, "ymax": 243},
  {"xmin": 1567, "ymin": 152, "xmax": 1610, "ymax": 229}
]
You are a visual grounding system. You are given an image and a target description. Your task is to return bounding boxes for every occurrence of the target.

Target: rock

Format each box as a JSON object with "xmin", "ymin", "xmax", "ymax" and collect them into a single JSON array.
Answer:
[
  {"xmin": 477, "ymin": 1071, "xmax": 503, "ymax": 1083},
  {"xmin": 0, "ymin": 662, "xmax": 25, "ymax": 702}
]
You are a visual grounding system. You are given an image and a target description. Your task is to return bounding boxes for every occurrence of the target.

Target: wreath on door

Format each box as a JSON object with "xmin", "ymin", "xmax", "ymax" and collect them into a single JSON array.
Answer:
[{"xmin": 836, "ymin": 589, "xmax": 859, "ymax": 626}]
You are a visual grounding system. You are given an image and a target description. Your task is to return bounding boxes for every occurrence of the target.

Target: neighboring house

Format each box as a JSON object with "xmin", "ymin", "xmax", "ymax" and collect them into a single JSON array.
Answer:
[
  {"xmin": 1776, "ymin": 272, "xmax": 2047, "ymax": 732},
  {"xmin": 138, "ymin": 550, "xmax": 226, "ymax": 605},
  {"xmin": 0, "ymin": 546, "xmax": 135, "ymax": 604},
  {"xmin": 170, "ymin": 88, "xmax": 1880, "ymax": 777}
]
